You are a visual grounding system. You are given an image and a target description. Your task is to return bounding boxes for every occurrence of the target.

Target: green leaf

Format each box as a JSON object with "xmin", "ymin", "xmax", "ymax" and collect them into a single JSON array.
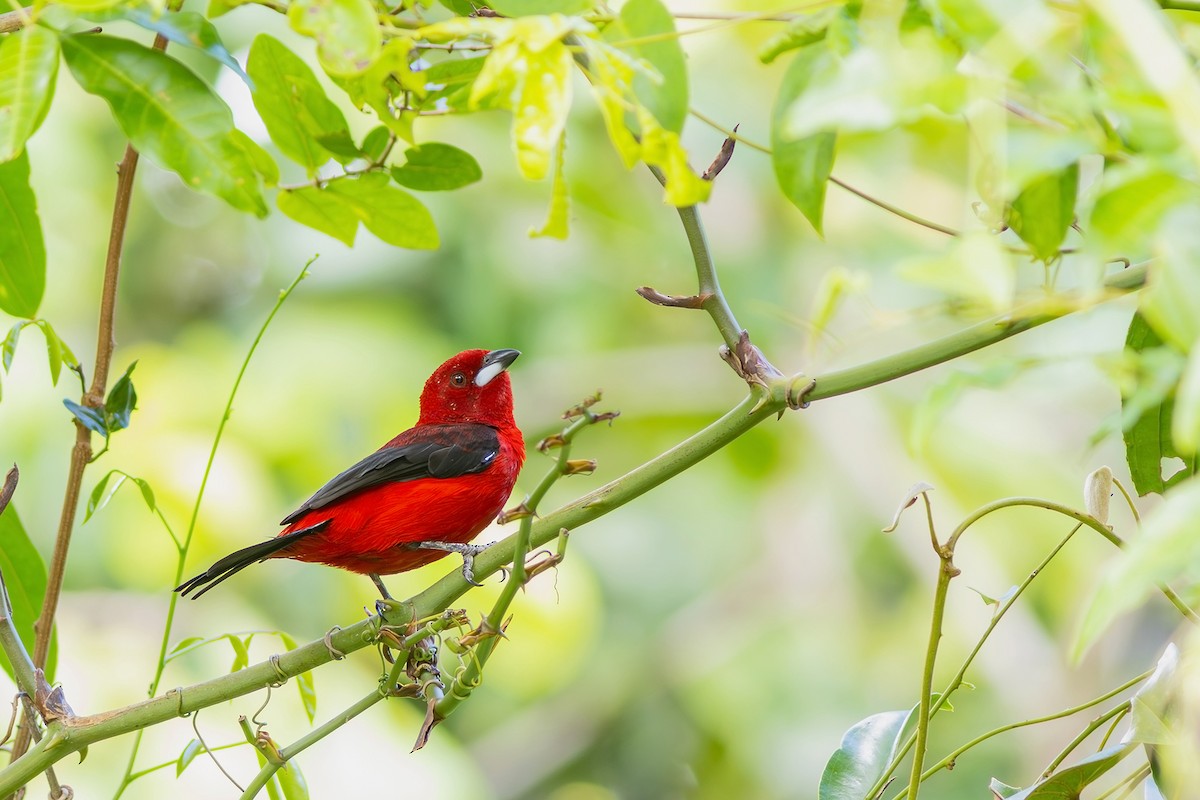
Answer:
[
  {"xmin": 0, "ymin": 25, "xmax": 60, "ymax": 162},
  {"xmin": 111, "ymin": 8, "xmax": 251, "ymax": 86},
  {"xmin": 34, "ymin": 320, "xmax": 68, "ymax": 385},
  {"xmin": 530, "ymin": 135, "xmax": 568, "ymax": 238},
  {"xmin": 279, "ymin": 632, "xmax": 317, "ymax": 723},
  {"xmin": 85, "ymin": 470, "xmax": 122, "ymax": 523},
  {"xmin": 1075, "ymin": 476, "xmax": 1200, "ymax": 658},
  {"xmin": 324, "ymin": 173, "xmax": 438, "ymax": 249},
  {"xmin": 176, "ymin": 738, "xmax": 204, "ymax": 776},
  {"xmin": 1130, "ymin": 644, "xmax": 1178, "ymax": 746},
  {"xmin": 61, "ymin": 34, "xmax": 267, "ymax": 216},
  {"xmin": 613, "ymin": 0, "xmax": 688, "ymax": 133},
  {"xmin": 391, "ymin": 143, "xmax": 482, "ymax": 191},
  {"xmin": 0, "ymin": 505, "xmax": 56, "ymax": 682},
  {"xmin": 287, "ymin": 0, "xmax": 381, "ymax": 76},
  {"xmin": 228, "ymin": 634, "xmax": 250, "ymax": 672},
  {"xmin": 168, "ymin": 636, "xmax": 205, "ymax": 657},
  {"xmin": 1141, "ymin": 207, "xmax": 1200, "ymax": 351},
  {"xmin": 818, "ymin": 710, "xmax": 908, "ymax": 799},
  {"xmin": 63, "ymin": 399, "xmax": 108, "ymax": 437},
  {"xmin": 1172, "ymin": 346, "xmax": 1200, "ymax": 456},
  {"xmin": 1089, "ymin": 165, "xmax": 1200, "ymax": 257},
  {"xmin": 0, "ymin": 152, "xmax": 46, "ymax": 317},
  {"xmin": 468, "ymin": 16, "xmax": 576, "ymax": 181},
  {"xmin": 1122, "ymin": 313, "xmax": 1192, "ymax": 495},
  {"xmin": 277, "ymin": 186, "xmax": 360, "ymax": 246},
  {"xmin": 989, "ymin": 778, "xmax": 1022, "ymax": 799},
  {"xmin": 332, "ymin": 37, "xmax": 423, "ymax": 143},
  {"xmin": 487, "ymin": 0, "xmax": 595, "ymax": 14},
  {"xmin": 759, "ymin": 8, "xmax": 838, "ymax": 64},
  {"xmin": 248, "ymin": 34, "xmax": 352, "ymax": 173},
  {"xmin": 1002, "ymin": 744, "xmax": 1135, "ymax": 799},
  {"xmin": 772, "ymin": 45, "xmax": 836, "ymax": 235},
  {"xmin": 276, "ymin": 760, "xmax": 310, "ymax": 800},
  {"xmin": 1008, "ymin": 163, "xmax": 1078, "ymax": 262},
  {"xmin": 2, "ymin": 322, "xmax": 23, "ymax": 372},
  {"xmin": 360, "ymin": 126, "xmax": 390, "ymax": 162},
  {"xmin": 104, "ymin": 361, "xmax": 138, "ymax": 434}
]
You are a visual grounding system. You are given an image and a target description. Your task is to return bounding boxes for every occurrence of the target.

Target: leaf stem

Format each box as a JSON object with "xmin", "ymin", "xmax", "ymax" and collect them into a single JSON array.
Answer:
[{"xmin": 114, "ymin": 261, "xmax": 311, "ymax": 798}]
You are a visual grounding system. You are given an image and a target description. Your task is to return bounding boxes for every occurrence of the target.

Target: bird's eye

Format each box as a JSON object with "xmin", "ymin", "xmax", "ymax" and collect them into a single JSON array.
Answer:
[{"xmin": 450, "ymin": 371, "xmax": 467, "ymax": 387}]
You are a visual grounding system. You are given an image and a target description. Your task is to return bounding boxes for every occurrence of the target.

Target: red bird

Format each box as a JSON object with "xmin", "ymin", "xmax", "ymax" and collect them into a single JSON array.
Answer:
[{"xmin": 176, "ymin": 349, "xmax": 524, "ymax": 600}]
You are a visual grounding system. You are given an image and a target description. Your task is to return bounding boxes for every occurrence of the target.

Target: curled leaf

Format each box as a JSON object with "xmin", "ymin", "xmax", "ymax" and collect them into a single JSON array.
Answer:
[{"xmin": 883, "ymin": 482, "xmax": 934, "ymax": 533}]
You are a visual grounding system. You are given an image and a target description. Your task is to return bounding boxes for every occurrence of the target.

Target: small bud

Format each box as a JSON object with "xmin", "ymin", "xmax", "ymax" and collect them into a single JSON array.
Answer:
[
  {"xmin": 537, "ymin": 434, "xmax": 566, "ymax": 452},
  {"xmin": 1084, "ymin": 466, "xmax": 1114, "ymax": 525},
  {"xmin": 562, "ymin": 459, "xmax": 597, "ymax": 476}
]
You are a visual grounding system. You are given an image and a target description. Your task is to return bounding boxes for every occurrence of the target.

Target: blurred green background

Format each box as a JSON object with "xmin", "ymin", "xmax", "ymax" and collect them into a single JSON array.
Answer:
[{"xmin": 0, "ymin": 2, "xmax": 1180, "ymax": 798}]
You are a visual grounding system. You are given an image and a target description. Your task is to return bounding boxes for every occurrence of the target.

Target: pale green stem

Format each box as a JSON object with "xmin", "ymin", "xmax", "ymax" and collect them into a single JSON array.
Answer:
[
  {"xmin": 1041, "ymin": 703, "xmax": 1131, "ymax": 776},
  {"xmin": 114, "ymin": 263, "xmax": 311, "ymax": 799}
]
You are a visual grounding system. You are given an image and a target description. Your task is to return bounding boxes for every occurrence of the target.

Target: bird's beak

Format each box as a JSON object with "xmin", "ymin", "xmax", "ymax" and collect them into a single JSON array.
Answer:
[{"xmin": 476, "ymin": 349, "xmax": 521, "ymax": 387}]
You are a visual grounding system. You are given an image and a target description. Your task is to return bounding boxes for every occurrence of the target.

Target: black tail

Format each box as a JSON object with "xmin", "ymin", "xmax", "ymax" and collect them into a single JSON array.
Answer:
[{"xmin": 175, "ymin": 520, "xmax": 330, "ymax": 599}]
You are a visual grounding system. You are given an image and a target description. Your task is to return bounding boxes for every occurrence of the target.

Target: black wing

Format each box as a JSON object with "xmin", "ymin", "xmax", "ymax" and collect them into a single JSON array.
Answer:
[{"xmin": 279, "ymin": 424, "xmax": 500, "ymax": 525}]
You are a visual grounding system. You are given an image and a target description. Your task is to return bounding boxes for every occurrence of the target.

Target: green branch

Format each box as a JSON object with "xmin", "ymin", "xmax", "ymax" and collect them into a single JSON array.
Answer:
[{"xmin": 0, "ymin": 260, "xmax": 1156, "ymax": 791}]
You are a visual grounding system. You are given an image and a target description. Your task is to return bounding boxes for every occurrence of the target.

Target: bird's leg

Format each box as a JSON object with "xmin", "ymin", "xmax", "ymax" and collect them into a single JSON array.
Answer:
[
  {"xmin": 412, "ymin": 541, "xmax": 490, "ymax": 587},
  {"xmin": 371, "ymin": 572, "xmax": 399, "ymax": 617}
]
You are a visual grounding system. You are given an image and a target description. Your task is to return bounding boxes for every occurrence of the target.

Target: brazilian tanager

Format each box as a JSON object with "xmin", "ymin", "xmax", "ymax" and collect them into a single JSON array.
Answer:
[{"xmin": 176, "ymin": 348, "xmax": 524, "ymax": 599}]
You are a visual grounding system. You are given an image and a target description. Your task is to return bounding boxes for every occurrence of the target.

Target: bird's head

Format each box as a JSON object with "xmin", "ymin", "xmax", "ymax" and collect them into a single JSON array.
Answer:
[{"xmin": 417, "ymin": 349, "xmax": 520, "ymax": 426}]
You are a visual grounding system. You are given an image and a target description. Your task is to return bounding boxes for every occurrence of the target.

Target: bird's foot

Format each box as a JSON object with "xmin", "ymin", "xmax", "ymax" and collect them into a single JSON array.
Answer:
[{"xmin": 413, "ymin": 540, "xmax": 491, "ymax": 586}]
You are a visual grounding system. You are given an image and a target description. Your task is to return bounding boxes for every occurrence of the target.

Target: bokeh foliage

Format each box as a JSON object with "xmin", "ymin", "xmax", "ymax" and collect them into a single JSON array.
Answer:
[{"xmin": 3, "ymin": 0, "xmax": 1200, "ymax": 798}]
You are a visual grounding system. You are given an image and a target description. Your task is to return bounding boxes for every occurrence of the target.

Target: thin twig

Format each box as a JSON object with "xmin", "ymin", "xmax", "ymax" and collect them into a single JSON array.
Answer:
[{"xmin": 0, "ymin": 7, "xmax": 31, "ymax": 34}]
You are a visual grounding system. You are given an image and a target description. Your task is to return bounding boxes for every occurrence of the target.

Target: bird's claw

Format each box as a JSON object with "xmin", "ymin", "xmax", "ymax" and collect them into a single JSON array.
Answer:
[{"xmin": 414, "ymin": 540, "xmax": 490, "ymax": 586}]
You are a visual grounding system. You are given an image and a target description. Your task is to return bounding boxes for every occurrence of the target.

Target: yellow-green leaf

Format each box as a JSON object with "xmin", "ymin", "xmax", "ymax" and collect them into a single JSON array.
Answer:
[
  {"xmin": 61, "ymin": 34, "xmax": 267, "ymax": 216},
  {"xmin": 0, "ymin": 152, "xmax": 45, "ymax": 317},
  {"xmin": 772, "ymin": 45, "xmax": 837, "ymax": 235},
  {"xmin": 248, "ymin": 34, "xmax": 350, "ymax": 172},
  {"xmin": 0, "ymin": 26, "xmax": 60, "ymax": 162},
  {"xmin": 530, "ymin": 135, "xmax": 568, "ymax": 238},
  {"xmin": 288, "ymin": 0, "xmax": 381, "ymax": 76},
  {"xmin": 277, "ymin": 186, "xmax": 359, "ymax": 246}
]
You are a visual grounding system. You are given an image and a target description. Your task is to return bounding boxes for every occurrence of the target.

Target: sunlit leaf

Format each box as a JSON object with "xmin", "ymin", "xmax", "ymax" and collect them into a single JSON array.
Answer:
[
  {"xmin": 276, "ymin": 760, "xmax": 310, "ymax": 800},
  {"xmin": 176, "ymin": 738, "xmax": 204, "ymax": 776},
  {"xmin": 1075, "ymin": 476, "xmax": 1200, "ymax": 658},
  {"xmin": 1129, "ymin": 644, "xmax": 1177, "ymax": 746},
  {"xmin": 899, "ymin": 233, "xmax": 1015, "ymax": 314},
  {"xmin": 759, "ymin": 8, "xmax": 838, "ymax": 64},
  {"xmin": 0, "ymin": 25, "xmax": 60, "ymax": 162},
  {"xmin": 2, "ymin": 322, "xmax": 23, "ymax": 372},
  {"xmin": 324, "ymin": 173, "xmax": 438, "ymax": 249},
  {"xmin": 61, "ymin": 34, "xmax": 268, "ymax": 216},
  {"xmin": 34, "ymin": 319, "xmax": 76, "ymax": 385},
  {"xmin": 818, "ymin": 710, "xmax": 907, "ymax": 799},
  {"xmin": 1121, "ymin": 314, "xmax": 1192, "ymax": 495},
  {"xmin": 611, "ymin": 0, "xmax": 687, "ymax": 132},
  {"xmin": 1008, "ymin": 163, "xmax": 1078, "ymax": 262},
  {"xmin": 488, "ymin": 0, "xmax": 595, "ymax": 14},
  {"xmin": 391, "ymin": 143, "xmax": 482, "ymax": 191},
  {"xmin": 1089, "ymin": 164, "xmax": 1200, "ymax": 257},
  {"xmin": 228, "ymin": 634, "xmax": 250, "ymax": 672},
  {"xmin": 277, "ymin": 186, "xmax": 359, "ymax": 246},
  {"xmin": 110, "ymin": 8, "xmax": 250, "ymax": 86},
  {"xmin": 168, "ymin": 636, "xmax": 205, "ymax": 657},
  {"xmin": 333, "ymin": 37, "xmax": 421, "ymax": 143},
  {"xmin": 530, "ymin": 135, "xmax": 568, "ymax": 238},
  {"xmin": 0, "ymin": 152, "xmax": 46, "ymax": 317},
  {"xmin": 360, "ymin": 126, "xmax": 390, "ymax": 162},
  {"xmin": 1142, "ymin": 207, "xmax": 1200, "ymax": 351},
  {"xmin": 0, "ymin": 505, "xmax": 56, "ymax": 682},
  {"xmin": 287, "ymin": 0, "xmax": 381, "ymax": 76},
  {"xmin": 248, "ymin": 34, "xmax": 351, "ymax": 172},
  {"xmin": 989, "ymin": 778, "xmax": 1022, "ymax": 799},
  {"xmin": 772, "ymin": 44, "xmax": 836, "ymax": 235}
]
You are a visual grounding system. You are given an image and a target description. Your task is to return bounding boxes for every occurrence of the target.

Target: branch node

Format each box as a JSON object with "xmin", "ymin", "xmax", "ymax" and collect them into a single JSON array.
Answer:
[
  {"xmin": 719, "ymin": 330, "xmax": 784, "ymax": 392},
  {"xmin": 635, "ymin": 286, "xmax": 711, "ymax": 309}
]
